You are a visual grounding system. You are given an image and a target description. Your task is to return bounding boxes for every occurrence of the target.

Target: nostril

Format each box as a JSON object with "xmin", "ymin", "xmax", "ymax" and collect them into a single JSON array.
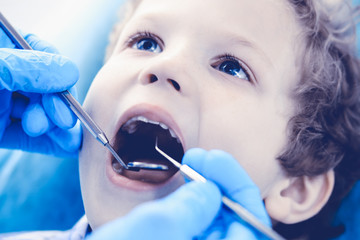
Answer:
[
  {"xmin": 168, "ymin": 79, "xmax": 181, "ymax": 91},
  {"xmin": 147, "ymin": 74, "xmax": 180, "ymax": 91},
  {"xmin": 150, "ymin": 74, "xmax": 158, "ymax": 83}
]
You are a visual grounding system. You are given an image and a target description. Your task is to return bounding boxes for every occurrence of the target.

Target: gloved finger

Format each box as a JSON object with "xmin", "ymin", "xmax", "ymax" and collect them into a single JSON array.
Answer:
[
  {"xmin": 0, "ymin": 48, "xmax": 79, "ymax": 92},
  {"xmin": 225, "ymin": 221, "xmax": 259, "ymax": 240},
  {"xmin": 22, "ymin": 100, "xmax": 52, "ymax": 137},
  {"xmin": 10, "ymin": 91, "xmax": 30, "ymax": 119},
  {"xmin": 153, "ymin": 181, "xmax": 221, "ymax": 238},
  {"xmin": 0, "ymin": 28, "xmax": 16, "ymax": 48},
  {"xmin": 88, "ymin": 181, "xmax": 222, "ymax": 240},
  {"xmin": 1, "ymin": 27, "xmax": 59, "ymax": 53},
  {"xmin": 46, "ymin": 121, "xmax": 82, "ymax": 154},
  {"xmin": 199, "ymin": 206, "xmax": 266, "ymax": 240},
  {"xmin": 0, "ymin": 89, "xmax": 12, "ymax": 138},
  {"xmin": 42, "ymin": 86, "xmax": 78, "ymax": 129},
  {"xmin": 0, "ymin": 122, "xmax": 78, "ymax": 158},
  {"xmin": 183, "ymin": 148, "xmax": 270, "ymax": 226},
  {"xmin": 23, "ymin": 33, "xmax": 59, "ymax": 54}
]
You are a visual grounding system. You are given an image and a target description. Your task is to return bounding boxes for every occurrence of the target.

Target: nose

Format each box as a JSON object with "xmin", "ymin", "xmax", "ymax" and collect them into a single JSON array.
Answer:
[
  {"xmin": 138, "ymin": 53, "xmax": 194, "ymax": 94},
  {"xmin": 148, "ymin": 74, "xmax": 181, "ymax": 91}
]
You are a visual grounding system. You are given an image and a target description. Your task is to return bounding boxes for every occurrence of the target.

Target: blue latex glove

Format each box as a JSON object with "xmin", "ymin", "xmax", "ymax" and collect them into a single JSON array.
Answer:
[
  {"xmin": 88, "ymin": 149, "xmax": 271, "ymax": 240},
  {"xmin": 0, "ymin": 29, "xmax": 81, "ymax": 157},
  {"xmin": 185, "ymin": 149, "xmax": 271, "ymax": 239}
]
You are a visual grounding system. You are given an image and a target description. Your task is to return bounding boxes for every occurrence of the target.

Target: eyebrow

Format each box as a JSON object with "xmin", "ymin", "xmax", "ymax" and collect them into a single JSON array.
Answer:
[{"xmin": 224, "ymin": 32, "xmax": 274, "ymax": 68}]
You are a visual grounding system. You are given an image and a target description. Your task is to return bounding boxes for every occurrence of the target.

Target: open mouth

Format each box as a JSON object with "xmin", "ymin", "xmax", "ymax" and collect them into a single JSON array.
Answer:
[{"xmin": 112, "ymin": 116, "xmax": 184, "ymax": 184}]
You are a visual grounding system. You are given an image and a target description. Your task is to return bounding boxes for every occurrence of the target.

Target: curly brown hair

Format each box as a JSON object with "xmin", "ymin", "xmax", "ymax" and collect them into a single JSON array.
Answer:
[
  {"xmin": 275, "ymin": 0, "xmax": 360, "ymax": 239},
  {"xmin": 105, "ymin": 0, "xmax": 360, "ymax": 239}
]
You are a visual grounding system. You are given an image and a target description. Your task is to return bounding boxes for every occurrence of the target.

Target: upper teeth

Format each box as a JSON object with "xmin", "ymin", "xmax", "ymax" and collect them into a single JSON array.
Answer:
[{"xmin": 121, "ymin": 116, "xmax": 180, "ymax": 143}]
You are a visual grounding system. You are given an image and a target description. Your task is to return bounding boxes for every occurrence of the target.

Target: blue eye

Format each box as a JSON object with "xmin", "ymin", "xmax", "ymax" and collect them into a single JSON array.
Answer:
[
  {"xmin": 128, "ymin": 32, "xmax": 162, "ymax": 53},
  {"xmin": 214, "ymin": 55, "xmax": 250, "ymax": 81},
  {"xmin": 134, "ymin": 38, "xmax": 161, "ymax": 53}
]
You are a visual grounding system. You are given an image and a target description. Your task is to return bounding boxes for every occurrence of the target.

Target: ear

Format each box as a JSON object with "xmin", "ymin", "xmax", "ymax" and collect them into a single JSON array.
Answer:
[{"xmin": 264, "ymin": 170, "xmax": 335, "ymax": 224}]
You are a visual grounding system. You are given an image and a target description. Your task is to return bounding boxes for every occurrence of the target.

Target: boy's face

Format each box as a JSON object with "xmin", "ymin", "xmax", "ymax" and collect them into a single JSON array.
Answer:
[{"xmin": 80, "ymin": 0, "xmax": 303, "ymax": 229}]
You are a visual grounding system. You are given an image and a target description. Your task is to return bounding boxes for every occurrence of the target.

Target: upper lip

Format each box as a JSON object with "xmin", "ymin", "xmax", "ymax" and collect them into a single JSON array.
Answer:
[{"xmin": 111, "ymin": 103, "xmax": 185, "ymax": 152}]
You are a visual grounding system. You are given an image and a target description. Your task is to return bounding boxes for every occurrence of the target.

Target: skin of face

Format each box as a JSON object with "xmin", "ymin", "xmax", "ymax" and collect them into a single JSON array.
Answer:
[{"xmin": 79, "ymin": 0, "xmax": 304, "ymax": 229}]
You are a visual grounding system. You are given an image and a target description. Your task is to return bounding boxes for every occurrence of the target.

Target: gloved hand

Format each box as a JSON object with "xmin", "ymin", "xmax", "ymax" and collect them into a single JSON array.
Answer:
[
  {"xmin": 0, "ymin": 29, "xmax": 81, "ymax": 157},
  {"xmin": 184, "ymin": 149, "xmax": 271, "ymax": 239},
  {"xmin": 88, "ymin": 149, "xmax": 271, "ymax": 240}
]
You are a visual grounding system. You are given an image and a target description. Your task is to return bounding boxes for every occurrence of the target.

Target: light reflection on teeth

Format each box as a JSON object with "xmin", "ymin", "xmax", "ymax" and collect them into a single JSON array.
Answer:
[
  {"xmin": 148, "ymin": 119, "xmax": 158, "ymax": 125},
  {"xmin": 121, "ymin": 115, "xmax": 181, "ymax": 143},
  {"xmin": 127, "ymin": 124, "xmax": 138, "ymax": 134},
  {"xmin": 169, "ymin": 129, "xmax": 181, "ymax": 143},
  {"xmin": 159, "ymin": 123, "xmax": 168, "ymax": 130},
  {"xmin": 138, "ymin": 116, "xmax": 148, "ymax": 123}
]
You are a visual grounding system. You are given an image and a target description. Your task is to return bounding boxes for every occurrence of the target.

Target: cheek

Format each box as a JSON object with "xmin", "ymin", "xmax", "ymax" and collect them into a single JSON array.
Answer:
[
  {"xmin": 78, "ymin": 133, "xmax": 107, "ymax": 226},
  {"xmin": 198, "ymin": 94, "xmax": 288, "ymax": 194},
  {"xmin": 78, "ymin": 130, "xmax": 152, "ymax": 229},
  {"xmin": 86, "ymin": 57, "xmax": 139, "ymax": 101},
  {"xmin": 82, "ymin": 63, "xmax": 134, "ymax": 130}
]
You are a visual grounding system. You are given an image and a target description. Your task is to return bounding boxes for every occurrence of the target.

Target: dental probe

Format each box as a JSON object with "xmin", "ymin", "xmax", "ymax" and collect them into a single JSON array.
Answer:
[
  {"xmin": 155, "ymin": 140, "xmax": 286, "ymax": 240},
  {"xmin": 0, "ymin": 12, "xmax": 168, "ymax": 172}
]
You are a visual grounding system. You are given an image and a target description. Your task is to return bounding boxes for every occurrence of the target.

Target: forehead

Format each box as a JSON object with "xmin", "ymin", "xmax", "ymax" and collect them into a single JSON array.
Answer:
[
  {"xmin": 131, "ymin": 0, "xmax": 299, "ymax": 44},
  {"xmin": 131, "ymin": 0, "xmax": 301, "ymax": 55},
  {"xmin": 134, "ymin": 0, "xmax": 293, "ymax": 20}
]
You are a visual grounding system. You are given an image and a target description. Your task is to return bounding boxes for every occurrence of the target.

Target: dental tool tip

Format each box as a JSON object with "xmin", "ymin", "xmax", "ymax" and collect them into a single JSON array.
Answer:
[
  {"xmin": 105, "ymin": 143, "xmax": 128, "ymax": 169},
  {"xmin": 155, "ymin": 138, "xmax": 182, "ymax": 168},
  {"xmin": 127, "ymin": 162, "xmax": 169, "ymax": 171}
]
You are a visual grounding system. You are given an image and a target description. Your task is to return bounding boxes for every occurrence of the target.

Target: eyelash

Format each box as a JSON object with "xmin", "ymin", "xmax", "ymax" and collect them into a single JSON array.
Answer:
[
  {"xmin": 125, "ymin": 31, "xmax": 253, "ymax": 83},
  {"xmin": 213, "ymin": 54, "xmax": 252, "ymax": 82},
  {"xmin": 125, "ymin": 31, "xmax": 164, "ymax": 50}
]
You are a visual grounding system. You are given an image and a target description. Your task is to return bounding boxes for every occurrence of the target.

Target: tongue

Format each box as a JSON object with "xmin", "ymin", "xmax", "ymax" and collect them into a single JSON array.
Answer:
[{"xmin": 112, "ymin": 158, "xmax": 178, "ymax": 184}]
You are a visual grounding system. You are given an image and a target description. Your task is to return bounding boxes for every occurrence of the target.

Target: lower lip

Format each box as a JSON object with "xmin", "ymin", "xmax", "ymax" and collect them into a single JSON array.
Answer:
[{"xmin": 106, "ymin": 156, "xmax": 181, "ymax": 192}]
